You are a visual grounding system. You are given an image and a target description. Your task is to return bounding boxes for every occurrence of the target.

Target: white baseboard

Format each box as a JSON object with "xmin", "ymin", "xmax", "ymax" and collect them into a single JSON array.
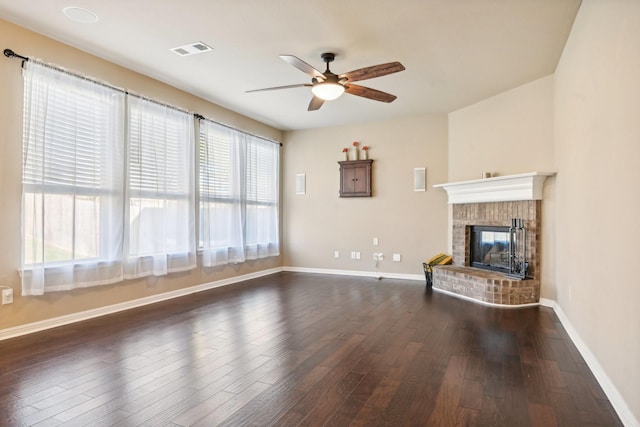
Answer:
[
  {"xmin": 0, "ymin": 267, "xmax": 283, "ymax": 341},
  {"xmin": 550, "ymin": 301, "xmax": 638, "ymax": 427},
  {"xmin": 282, "ymin": 266, "xmax": 425, "ymax": 282},
  {"xmin": 431, "ymin": 286, "xmax": 542, "ymax": 309},
  {"xmin": 538, "ymin": 297, "xmax": 556, "ymax": 308}
]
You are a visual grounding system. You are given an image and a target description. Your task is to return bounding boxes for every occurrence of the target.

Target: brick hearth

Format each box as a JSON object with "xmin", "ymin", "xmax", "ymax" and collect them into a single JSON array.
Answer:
[{"xmin": 432, "ymin": 200, "xmax": 541, "ymax": 305}]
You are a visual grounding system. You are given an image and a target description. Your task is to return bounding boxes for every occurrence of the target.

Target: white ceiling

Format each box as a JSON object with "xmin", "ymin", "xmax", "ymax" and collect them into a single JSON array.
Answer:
[{"xmin": 0, "ymin": 0, "xmax": 581, "ymax": 131}]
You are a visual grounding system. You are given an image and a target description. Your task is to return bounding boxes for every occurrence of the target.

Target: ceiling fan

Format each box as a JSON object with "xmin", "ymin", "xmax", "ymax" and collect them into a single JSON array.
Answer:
[{"xmin": 247, "ymin": 53, "xmax": 405, "ymax": 111}]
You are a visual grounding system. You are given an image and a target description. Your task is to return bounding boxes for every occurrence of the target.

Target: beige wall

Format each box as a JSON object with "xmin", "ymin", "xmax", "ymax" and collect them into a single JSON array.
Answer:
[
  {"xmin": 0, "ymin": 19, "xmax": 283, "ymax": 330},
  {"xmin": 447, "ymin": 76, "xmax": 557, "ymax": 299},
  {"xmin": 282, "ymin": 115, "xmax": 449, "ymax": 276},
  {"xmin": 554, "ymin": 0, "xmax": 640, "ymax": 423},
  {"xmin": 448, "ymin": 76, "xmax": 555, "ymax": 182}
]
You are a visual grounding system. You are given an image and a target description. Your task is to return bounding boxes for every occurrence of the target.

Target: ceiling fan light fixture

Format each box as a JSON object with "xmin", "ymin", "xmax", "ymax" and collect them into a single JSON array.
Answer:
[
  {"xmin": 311, "ymin": 82, "xmax": 345, "ymax": 101},
  {"xmin": 250, "ymin": 53, "xmax": 404, "ymax": 110}
]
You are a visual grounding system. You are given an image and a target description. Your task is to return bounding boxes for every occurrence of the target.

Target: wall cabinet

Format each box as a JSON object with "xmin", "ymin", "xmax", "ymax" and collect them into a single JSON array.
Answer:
[{"xmin": 338, "ymin": 159, "xmax": 373, "ymax": 197}]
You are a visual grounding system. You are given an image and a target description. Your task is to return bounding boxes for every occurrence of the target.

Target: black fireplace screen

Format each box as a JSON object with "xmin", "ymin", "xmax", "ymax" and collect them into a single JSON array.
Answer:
[{"xmin": 470, "ymin": 226, "xmax": 512, "ymax": 272}]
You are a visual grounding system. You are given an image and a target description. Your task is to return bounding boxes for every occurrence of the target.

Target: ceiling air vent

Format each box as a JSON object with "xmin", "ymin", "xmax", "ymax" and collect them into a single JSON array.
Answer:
[{"xmin": 170, "ymin": 42, "xmax": 213, "ymax": 56}]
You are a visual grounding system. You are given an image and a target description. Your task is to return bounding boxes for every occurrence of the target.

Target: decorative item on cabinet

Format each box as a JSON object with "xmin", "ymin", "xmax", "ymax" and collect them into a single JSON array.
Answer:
[{"xmin": 338, "ymin": 159, "xmax": 373, "ymax": 197}]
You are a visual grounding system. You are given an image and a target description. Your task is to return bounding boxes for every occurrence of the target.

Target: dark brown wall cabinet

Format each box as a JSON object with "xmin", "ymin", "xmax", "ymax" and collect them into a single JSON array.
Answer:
[{"xmin": 338, "ymin": 159, "xmax": 373, "ymax": 197}]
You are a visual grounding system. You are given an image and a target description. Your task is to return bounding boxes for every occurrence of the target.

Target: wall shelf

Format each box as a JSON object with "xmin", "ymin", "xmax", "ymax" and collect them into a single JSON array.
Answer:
[{"xmin": 433, "ymin": 172, "xmax": 555, "ymax": 204}]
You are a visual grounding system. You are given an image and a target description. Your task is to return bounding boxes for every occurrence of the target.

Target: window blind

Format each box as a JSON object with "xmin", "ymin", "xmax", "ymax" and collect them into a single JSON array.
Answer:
[
  {"xmin": 199, "ymin": 119, "xmax": 279, "ymax": 266},
  {"xmin": 125, "ymin": 96, "xmax": 196, "ymax": 278},
  {"xmin": 21, "ymin": 61, "xmax": 125, "ymax": 295},
  {"xmin": 21, "ymin": 60, "xmax": 277, "ymax": 294}
]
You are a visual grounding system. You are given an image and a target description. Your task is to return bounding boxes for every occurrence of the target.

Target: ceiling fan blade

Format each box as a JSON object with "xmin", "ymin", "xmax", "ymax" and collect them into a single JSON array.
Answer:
[
  {"xmin": 339, "ymin": 62, "xmax": 405, "ymax": 83},
  {"xmin": 246, "ymin": 83, "xmax": 311, "ymax": 93},
  {"xmin": 308, "ymin": 96, "xmax": 325, "ymax": 111},
  {"xmin": 280, "ymin": 55, "xmax": 326, "ymax": 80},
  {"xmin": 344, "ymin": 84, "xmax": 397, "ymax": 103}
]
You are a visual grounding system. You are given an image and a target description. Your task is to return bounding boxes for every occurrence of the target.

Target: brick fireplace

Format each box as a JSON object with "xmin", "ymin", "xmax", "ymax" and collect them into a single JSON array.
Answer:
[{"xmin": 432, "ymin": 173, "xmax": 553, "ymax": 306}]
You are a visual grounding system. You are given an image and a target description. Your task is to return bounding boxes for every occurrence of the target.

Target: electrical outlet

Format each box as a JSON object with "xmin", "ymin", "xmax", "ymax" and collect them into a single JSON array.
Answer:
[
  {"xmin": 2, "ymin": 288, "xmax": 13, "ymax": 305},
  {"xmin": 373, "ymin": 237, "xmax": 379, "ymax": 246},
  {"xmin": 393, "ymin": 253, "xmax": 402, "ymax": 262},
  {"xmin": 334, "ymin": 250, "xmax": 340, "ymax": 259},
  {"xmin": 351, "ymin": 251, "xmax": 356, "ymax": 260},
  {"xmin": 355, "ymin": 252, "xmax": 361, "ymax": 260},
  {"xmin": 378, "ymin": 253, "xmax": 384, "ymax": 261}
]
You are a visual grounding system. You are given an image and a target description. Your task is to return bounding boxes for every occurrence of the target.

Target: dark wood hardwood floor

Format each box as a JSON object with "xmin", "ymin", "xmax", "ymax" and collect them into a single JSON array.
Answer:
[{"xmin": 0, "ymin": 272, "xmax": 622, "ymax": 426}]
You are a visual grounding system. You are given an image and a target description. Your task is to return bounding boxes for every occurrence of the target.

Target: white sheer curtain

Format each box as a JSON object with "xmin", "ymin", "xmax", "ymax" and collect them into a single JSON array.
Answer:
[
  {"xmin": 21, "ymin": 61, "xmax": 125, "ymax": 295},
  {"xmin": 244, "ymin": 135, "xmax": 280, "ymax": 260},
  {"xmin": 199, "ymin": 121, "xmax": 245, "ymax": 266},
  {"xmin": 124, "ymin": 96, "xmax": 196, "ymax": 278},
  {"xmin": 21, "ymin": 60, "xmax": 276, "ymax": 294},
  {"xmin": 199, "ymin": 120, "xmax": 279, "ymax": 267}
]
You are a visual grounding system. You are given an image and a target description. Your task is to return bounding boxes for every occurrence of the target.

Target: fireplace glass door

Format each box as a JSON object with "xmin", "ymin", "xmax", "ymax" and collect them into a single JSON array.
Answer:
[{"xmin": 470, "ymin": 226, "xmax": 511, "ymax": 272}]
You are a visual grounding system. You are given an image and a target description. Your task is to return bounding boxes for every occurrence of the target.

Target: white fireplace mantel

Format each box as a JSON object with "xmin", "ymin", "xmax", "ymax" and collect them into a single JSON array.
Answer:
[{"xmin": 433, "ymin": 172, "xmax": 555, "ymax": 204}]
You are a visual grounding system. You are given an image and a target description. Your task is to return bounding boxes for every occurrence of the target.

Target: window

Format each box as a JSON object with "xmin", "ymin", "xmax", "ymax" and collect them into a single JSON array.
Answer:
[
  {"xmin": 199, "ymin": 120, "xmax": 279, "ymax": 266},
  {"xmin": 22, "ymin": 61, "xmax": 125, "ymax": 295},
  {"xmin": 244, "ymin": 135, "xmax": 280, "ymax": 259},
  {"xmin": 21, "ymin": 61, "xmax": 277, "ymax": 295},
  {"xmin": 125, "ymin": 97, "xmax": 196, "ymax": 278}
]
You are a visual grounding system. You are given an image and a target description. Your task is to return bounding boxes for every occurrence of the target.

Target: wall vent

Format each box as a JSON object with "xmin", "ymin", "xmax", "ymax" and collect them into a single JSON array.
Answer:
[{"xmin": 170, "ymin": 42, "xmax": 213, "ymax": 56}]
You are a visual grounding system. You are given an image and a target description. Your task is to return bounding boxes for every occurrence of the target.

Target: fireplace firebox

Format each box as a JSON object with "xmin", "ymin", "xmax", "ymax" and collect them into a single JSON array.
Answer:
[{"xmin": 470, "ymin": 226, "xmax": 511, "ymax": 273}]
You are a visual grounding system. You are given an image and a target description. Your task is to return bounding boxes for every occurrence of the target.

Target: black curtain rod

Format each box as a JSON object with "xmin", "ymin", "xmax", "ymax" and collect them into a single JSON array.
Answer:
[
  {"xmin": 5, "ymin": 48, "xmax": 131, "ymax": 98},
  {"xmin": 4, "ymin": 47, "xmax": 283, "ymax": 147},
  {"xmin": 4, "ymin": 49, "xmax": 28, "ymax": 61},
  {"xmin": 196, "ymin": 114, "xmax": 283, "ymax": 147}
]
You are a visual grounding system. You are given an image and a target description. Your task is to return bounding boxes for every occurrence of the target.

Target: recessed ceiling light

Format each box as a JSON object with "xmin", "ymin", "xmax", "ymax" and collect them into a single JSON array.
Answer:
[
  {"xmin": 170, "ymin": 42, "xmax": 213, "ymax": 56},
  {"xmin": 63, "ymin": 6, "xmax": 99, "ymax": 24}
]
